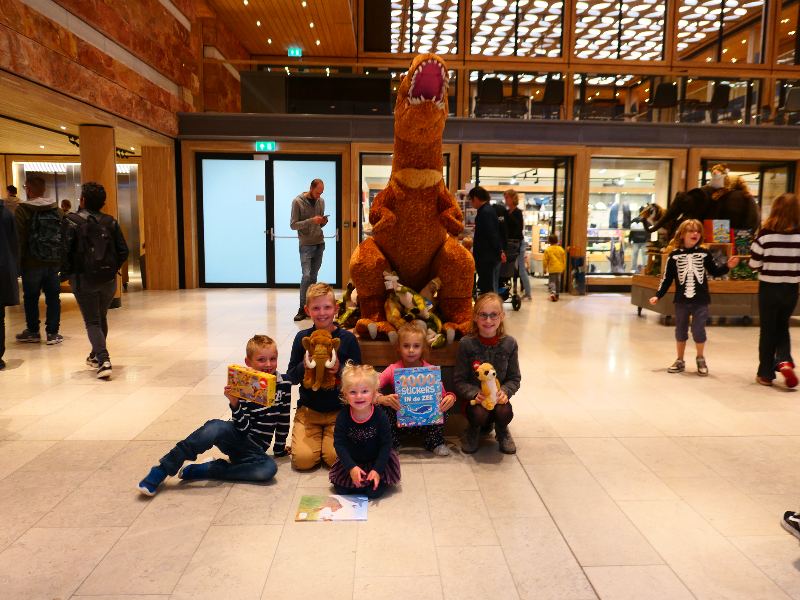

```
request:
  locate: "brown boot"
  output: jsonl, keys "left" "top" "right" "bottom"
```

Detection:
{"left": 461, "top": 425, "right": 480, "bottom": 454}
{"left": 495, "top": 426, "right": 516, "bottom": 454}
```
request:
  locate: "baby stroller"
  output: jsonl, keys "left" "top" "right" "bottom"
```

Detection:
{"left": 497, "top": 239, "right": 522, "bottom": 311}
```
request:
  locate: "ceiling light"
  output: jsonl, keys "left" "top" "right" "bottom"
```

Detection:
{"left": 310, "top": 22, "right": 314, "bottom": 27}
{"left": 791, "top": 31, "right": 797, "bottom": 35}
{"left": 302, "top": 1, "right": 306, "bottom": 5}
{"left": 635, "top": 175, "right": 641, "bottom": 181}
{"left": 316, "top": 40, "right": 320, "bottom": 45}
{"left": 257, "top": 20, "right": 261, "bottom": 26}
{"left": 722, "top": 48, "right": 728, "bottom": 53}
{"left": 130, "top": 147, "right": 135, "bottom": 150}
{"left": 60, "top": 126, "right": 66, "bottom": 130}
{"left": 244, "top": 0, "right": 247, "bottom": 4}
{"left": 688, "top": 78, "right": 692, "bottom": 82}
{"left": 510, "top": 178, "right": 517, "bottom": 185}
{"left": 268, "top": 38, "right": 272, "bottom": 43}
{"left": 741, "top": 39, "right": 746, "bottom": 43}
{"left": 366, "top": 71, "right": 369, "bottom": 74}
{"left": 40, "top": 145, "right": 45, "bottom": 148}
{"left": 731, "top": 58, "right": 737, "bottom": 62}
{"left": 599, "top": 169, "right": 607, "bottom": 174}
{"left": 619, "top": 178, "right": 625, "bottom": 185}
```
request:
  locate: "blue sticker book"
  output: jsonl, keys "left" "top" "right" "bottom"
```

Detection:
{"left": 394, "top": 366, "right": 444, "bottom": 428}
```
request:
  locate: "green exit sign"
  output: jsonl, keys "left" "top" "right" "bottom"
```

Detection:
{"left": 255, "top": 141, "right": 276, "bottom": 152}
{"left": 288, "top": 48, "right": 302, "bottom": 57}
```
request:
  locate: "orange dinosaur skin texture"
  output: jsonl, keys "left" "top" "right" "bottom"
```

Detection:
{"left": 349, "top": 54, "right": 475, "bottom": 338}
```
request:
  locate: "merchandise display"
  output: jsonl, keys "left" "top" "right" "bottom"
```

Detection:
{"left": 349, "top": 53, "right": 475, "bottom": 340}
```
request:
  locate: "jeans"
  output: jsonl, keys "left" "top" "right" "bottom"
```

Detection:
{"left": 70, "top": 275, "right": 116, "bottom": 364}
{"left": 492, "top": 263, "right": 501, "bottom": 292}
{"left": 516, "top": 248, "right": 531, "bottom": 296}
{"left": 21, "top": 266, "right": 61, "bottom": 335}
{"left": 631, "top": 242, "right": 647, "bottom": 273}
{"left": 758, "top": 282, "right": 799, "bottom": 380}
{"left": 159, "top": 419, "right": 277, "bottom": 482}
{"left": 548, "top": 272, "right": 562, "bottom": 296}
{"left": 674, "top": 303, "right": 709, "bottom": 343}
{"left": 476, "top": 261, "right": 497, "bottom": 297}
{"left": 299, "top": 243, "right": 325, "bottom": 308}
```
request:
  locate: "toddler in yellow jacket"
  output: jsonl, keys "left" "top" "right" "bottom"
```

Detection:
{"left": 543, "top": 234, "right": 567, "bottom": 301}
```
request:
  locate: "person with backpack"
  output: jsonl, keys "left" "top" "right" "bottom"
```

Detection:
{"left": 61, "top": 182, "right": 128, "bottom": 379}
{"left": 15, "top": 176, "right": 64, "bottom": 345}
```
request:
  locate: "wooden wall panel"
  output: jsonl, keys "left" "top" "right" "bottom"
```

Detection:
{"left": 142, "top": 146, "right": 180, "bottom": 290}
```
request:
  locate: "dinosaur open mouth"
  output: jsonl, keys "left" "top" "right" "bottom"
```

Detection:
{"left": 408, "top": 58, "right": 448, "bottom": 110}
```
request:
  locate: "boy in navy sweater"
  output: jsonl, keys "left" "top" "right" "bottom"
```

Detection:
{"left": 138, "top": 335, "right": 291, "bottom": 496}
{"left": 288, "top": 282, "right": 361, "bottom": 470}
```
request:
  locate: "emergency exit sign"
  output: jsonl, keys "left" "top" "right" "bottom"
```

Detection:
{"left": 288, "top": 48, "right": 302, "bottom": 57}
{"left": 256, "top": 141, "right": 276, "bottom": 152}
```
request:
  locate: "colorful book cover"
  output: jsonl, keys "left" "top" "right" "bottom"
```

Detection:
{"left": 295, "top": 495, "right": 368, "bottom": 521}
{"left": 732, "top": 228, "right": 754, "bottom": 255}
{"left": 394, "top": 366, "right": 444, "bottom": 428}
{"left": 703, "top": 219, "right": 730, "bottom": 243}
{"left": 226, "top": 365, "right": 276, "bottom": 407}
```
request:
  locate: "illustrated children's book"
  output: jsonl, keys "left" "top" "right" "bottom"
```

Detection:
{"left": 703, "top": 219, "right": 731, "bottom": 243}
{"left": 393, "top": 366, "right": 444, "bottom": 427}
{"left": 296, "top": 495, "right": 369, "bottom": 521}
{"left": 732, "top": 228, "right": 755, "bottom": 256}
{"left": 227, "top": 365, "right": 276, "bottom": 407}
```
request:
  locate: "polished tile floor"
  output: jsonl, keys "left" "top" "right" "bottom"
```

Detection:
{"left": 2, "top": 281, "right": 800, "bottom": 599}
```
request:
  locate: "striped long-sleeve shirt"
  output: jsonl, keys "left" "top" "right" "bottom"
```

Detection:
{"left": 750, "top": 228, "right": 800, "bottom": 283}
{"left": 230, "top": 373, "right": 292, "bottom": 453}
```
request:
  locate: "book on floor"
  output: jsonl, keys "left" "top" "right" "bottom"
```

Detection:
{"left": 295, "top": 494, "right": 369, "bottom": 521}
{"left": 394, "top": 365, "right": 444, "bottom": 427}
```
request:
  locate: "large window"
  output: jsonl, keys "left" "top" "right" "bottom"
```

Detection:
{"left": 586, "top": 158, "right": 671, "bottom": 275}
{"left": 574, "top": 0, "right": 666, "bottom": 60}
{"left": 698, "top": 160, "right": 795, "bottom": 219}
{"left": 573, "top": 74, "right": 669, "bottom": 121}
{"left": 677, "top": 0, "right": 765, "bottom": 63}
{"left": 470, "top": 71, "right": 565, "bottom": 118}
{"left": 680, "top": 76, "right": 762, "bottom": 124}
{"left": 392, "top": 0, "right": 459, "bottom": 54}
{"left": 471, "top": 0, "right": 563, "bottom": 57}
{"left": 777, "top": 0, "right": 800, "bottom": 65}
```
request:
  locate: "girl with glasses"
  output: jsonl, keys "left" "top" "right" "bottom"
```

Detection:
{"left": 454, "top": 293, "right": 521, "bottom": 454}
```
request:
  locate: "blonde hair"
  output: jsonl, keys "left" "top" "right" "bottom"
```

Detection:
{"left": 339, "top": 360, "right": 380, "bottom": 404}
{"left": 763, "top": 193, "right": 800, "bottom": 233}
{"left": 246, "top": 334, "right": 276, "bottom": 359}
{"left": 395, "top": 322, "right": 431, "bottom": 362}
{"left": 305, "top": 282, "right": 335, "bottom": 306}
{"left": 468, "top": 292, "right": 506, "bottom": 338}
{"left": 504, "top": 189, "right": 519, "bottom": 206}
{"left": 669, "top": 219, "right": 704, "bottom": 249}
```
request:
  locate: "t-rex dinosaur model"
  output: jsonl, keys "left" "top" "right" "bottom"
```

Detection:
{"left": 349, "top": 54, "right": 475, "bottom": 339}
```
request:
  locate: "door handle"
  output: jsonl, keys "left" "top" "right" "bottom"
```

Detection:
{"left": 324, "top": 228, "right": 340, "bottom": 242}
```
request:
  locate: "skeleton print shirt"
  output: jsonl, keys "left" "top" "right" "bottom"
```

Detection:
{"left": 656, "top": 247, "right": 729, "bottom": 304}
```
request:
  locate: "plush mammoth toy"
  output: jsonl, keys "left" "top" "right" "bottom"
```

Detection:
{"left": 302, "top": 330, "right": 340, "bottom": 391}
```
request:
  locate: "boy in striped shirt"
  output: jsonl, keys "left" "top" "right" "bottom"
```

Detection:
{"left": 138, "top": 335, "right": 292, "bottom": 496}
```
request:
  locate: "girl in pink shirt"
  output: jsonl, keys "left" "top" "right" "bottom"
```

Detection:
{"left": 374, "top": 323, "right": 456, "bottom": 456}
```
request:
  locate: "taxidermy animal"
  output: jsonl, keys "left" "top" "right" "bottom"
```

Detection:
{"left": 349, "top": 53, "right": 475, "bottom": 340}
{"left": 302, "top": 330, "right": 340, "bottom": 391}
{"left": 470, "top": 363, "right": 499, "bottom": 411}
{"left": 646, "top": 186, "right": 759, "bottom": 235}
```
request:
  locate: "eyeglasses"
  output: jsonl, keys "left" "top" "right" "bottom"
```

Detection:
{"left": 477, "top": 312, "right": 502, "bottom": 321}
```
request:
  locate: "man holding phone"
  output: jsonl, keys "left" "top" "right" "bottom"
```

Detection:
{"left": 290, "top": 178, "right": 328, "bottom": 321}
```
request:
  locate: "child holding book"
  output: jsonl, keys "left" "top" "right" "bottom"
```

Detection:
{"left": 329, "top": 361, "right": 400, "bottom": 499}
{"left": 454, "top": 292, "right": 521, "bottom": 455}
{"left": 374, "top": 322, "right": 456, "bottom": 456}
{"left": 650, "top": 219, "right": 738, "bottom": 376}
{"left": 287, "top": 282, "right": 362, "bottom": 470}
{"left": 137, "top": 335, "right": 291, "bottom": 496}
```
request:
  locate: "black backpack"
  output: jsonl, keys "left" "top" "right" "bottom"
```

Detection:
{"left": 28, "top": 208, "right": 62, "bottom": 262}
{"left": 66, "top": 213, "right": 119, "bottom": 283}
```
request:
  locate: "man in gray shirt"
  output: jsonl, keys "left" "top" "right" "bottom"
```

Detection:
{"left": 290, "top": 178, "right": 328, "bottom": 321}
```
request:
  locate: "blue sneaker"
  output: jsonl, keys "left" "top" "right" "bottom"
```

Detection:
{"left": 138, "top": 465, "right": 167, "bottom": 496}
{"left": 178, "top": 457, "right": 215, "bottom": 480}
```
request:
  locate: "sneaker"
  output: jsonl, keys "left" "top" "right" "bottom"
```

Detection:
{"left": 782, "top": 511, "right": 800, "bottom": 540}
{"left": 550, "top": 293, "right": 557, "bottom": 302}
{"left": 696, "top": 357, "right": 708, "bottom": 376}
{"left": 16, "top": 329, "right": 41, "bottom": 343}
{"left": 461, "top": 425, "right": 480, "bottom": 454}
{"left": 779, "top": 362, "right": 799, "bottom": 388}
{"left": 756, "top": 376, "right": 774, "bottom": 386}
{"left": 97, "top": 361, "right": 112, "bottom": 379}
{"left": 46, "top": 333, "right": 64, "bottom": 345}
{"left": 178, "top": 457, "right": 215, "bottom": 480}
{"left": 432, "top": 443, "right": 450, "bottom": 456}
{"left": 522, "top": 295, "right": 532, "bottom": 301}
{"left": 138, "top": 465, "right": 167, "bottom": 496}
{"left": 668, "top": 359, "right": 685, "bottom": 373}
{"left": 86, "top": 355, "right": 99, "bottom": 368}
{"left": 293, "top": 308, "right": 307, "bottom": 322}
{"left": 496, "top": 426, "right": 516, "bottom": 454}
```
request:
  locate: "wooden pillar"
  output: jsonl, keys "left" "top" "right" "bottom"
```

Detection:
{"left": 141, "top": 146, "right": 180, "bottom": 290}
{"left": 79, "top": 124, "right": 122, "bottom": 306}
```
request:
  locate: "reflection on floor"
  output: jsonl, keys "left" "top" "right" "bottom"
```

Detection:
{"left": 1, "top": 282, "right": 800, "bottom": 600}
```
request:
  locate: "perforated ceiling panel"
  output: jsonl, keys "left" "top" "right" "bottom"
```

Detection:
{"left": 391, "top": 0, "right": 460, "bottom": 54}
{"left": 471, "top": 0, "right": 563, "bottom": 56}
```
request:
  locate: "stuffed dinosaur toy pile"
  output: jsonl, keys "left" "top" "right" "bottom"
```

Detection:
{"left": 349, "top": 53, "right": 475, "bottom": 342}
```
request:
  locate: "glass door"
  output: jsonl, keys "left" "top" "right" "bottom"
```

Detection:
{"left": 198, "top": 155, "right": 268, "bottom": 285}
{"left": 268, "top": 155, "right": 342, "bottom": 288}
{"left": 552, "top": 159, "right": 570, "bottom": 244}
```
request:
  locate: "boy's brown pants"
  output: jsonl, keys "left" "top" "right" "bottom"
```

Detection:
{"left": 291, "top": 405, "right": 339, "bottom": 470}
